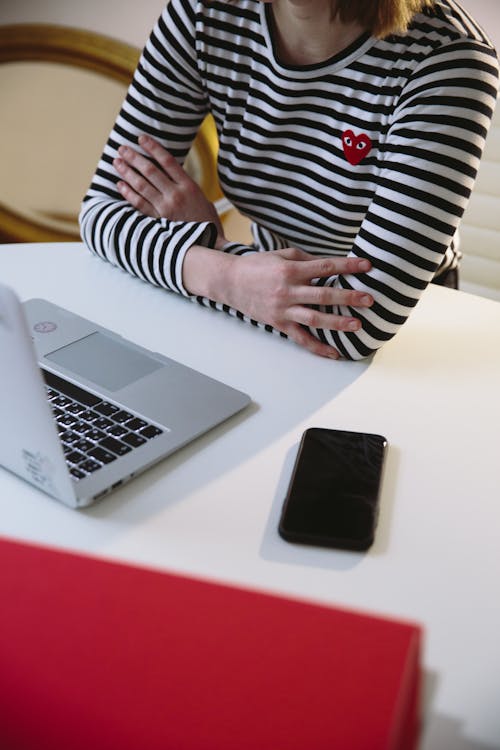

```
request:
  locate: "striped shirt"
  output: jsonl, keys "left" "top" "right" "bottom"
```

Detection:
{"left": 80, "top": 0, "right": 499, "bottom": 359}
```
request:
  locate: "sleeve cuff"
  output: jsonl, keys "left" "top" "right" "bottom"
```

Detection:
{"left": 173, "top": 220, "right": 219, "bottom": 297}
{"left": 220, "top": 240, "right": 256, "bottom": 255}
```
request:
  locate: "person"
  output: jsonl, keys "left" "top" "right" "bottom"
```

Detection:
{"left": 80, "top": 0, "right": 499, "bottom": 360}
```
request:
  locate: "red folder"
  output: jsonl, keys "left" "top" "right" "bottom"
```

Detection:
{"left": 0, "top": 537, "right": 421, "bottom": 750}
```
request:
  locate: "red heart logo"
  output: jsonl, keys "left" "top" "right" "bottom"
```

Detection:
{"left": 342, "top": 130, "right": 372, "bottom": 165}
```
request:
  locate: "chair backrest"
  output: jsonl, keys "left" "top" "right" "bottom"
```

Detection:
{"left": 459, "top": 102, "right": 500, "bottom": 300}
{"left": 0, "top": 24, "right": 221, "bottom": 244}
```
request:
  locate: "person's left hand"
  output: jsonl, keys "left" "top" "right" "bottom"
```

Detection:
{"left": 113, "top": 135, "right": 224, "bottom": 236}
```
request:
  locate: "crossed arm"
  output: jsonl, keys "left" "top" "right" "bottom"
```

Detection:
{"left": 113, "top": 135, "right": 374, "bottom": 360}
{"left": 81, "top": 1, "right": 498, "bottom": 361}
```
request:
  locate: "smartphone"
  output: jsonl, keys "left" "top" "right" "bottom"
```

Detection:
{"left": 278, "top": 428, "right": 388, "bottom": 551}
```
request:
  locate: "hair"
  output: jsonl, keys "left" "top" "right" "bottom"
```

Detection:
{"left": 336, "top": 0, "right": 435, "bottom": 38}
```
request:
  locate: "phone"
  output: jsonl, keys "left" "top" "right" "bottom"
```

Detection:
{"left": 279, "top": 428, "right": 388, "bottom": 551}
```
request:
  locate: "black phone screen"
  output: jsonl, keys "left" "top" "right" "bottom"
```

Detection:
{"left": 278, "top": 428, "right": 387, "bottom": 551}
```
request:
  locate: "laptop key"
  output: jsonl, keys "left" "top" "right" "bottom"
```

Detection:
{"left": 112, "top": 410, "right": 134, "bottom": 424}
{"left": 99, "top": 436, "right": 132, "bottom": 456}
{"left": 88, "top": 447, "right": 117, "bottom": 464}
{"left": 72, "top": 421, "right": 91, "bottom": 434}
{"left": 125, "top": 417, "right": 147, "bottom": 431}
{"left": 94, "top": 402, "right": 121, "bottom": 417}
{"left": 70, "top": 467, "right": 86, "bottom": 480}
{"left": 72, "top": 438, "right": 94, "bottom": 453}
{"left": 66, "top": 431, "right": 81, "bottom": 444}
{"left": 41, "top": 369, "right": 102, "bottom": 407}
{"left": 139, "top": 425, "right": 163, "bottom": 439}
{"left": 108, "top": 424, "right": 128, "bottom": 437}
{"left": 122, "top": 432, "right": 147, "bottom": 448}
{"left": 66, "top": 450, "right": 85, "bottom": 465}
{"left": 57, "top": 413, "right": 79, "bottom": 427}
{"left": 52, "top": 395, "right": 72, "bottom": 408}
{"left": 79, "top": 459, "right": 101, "bottom": 474}
{"left": 84, "top": 427, "right": 106, "bottom": 442}
{"left": 66, "top": 402, "right": 87, "bottom": 415}
{"left": 93, "top": 417, "right": 114, "bottom": 430}
{"left": 79, "top": 410, "right": 100, "bottom": 422}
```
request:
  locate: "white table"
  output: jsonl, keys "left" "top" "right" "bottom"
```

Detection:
{"left": 1, "top": 242, "right": 500, "bottom": 750}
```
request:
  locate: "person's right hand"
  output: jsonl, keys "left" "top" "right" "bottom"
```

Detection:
{"left": 114, "top": 135, "right": 225, "bottom": 237}
{"left": 184, "top": 246, "right": 373, "bottom": 359}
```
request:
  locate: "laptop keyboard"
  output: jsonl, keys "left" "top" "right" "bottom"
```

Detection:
{"left": 42, "top": 369, "right": 164, "bottom": 481}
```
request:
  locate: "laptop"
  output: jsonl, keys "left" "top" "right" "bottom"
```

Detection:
{"left": 0, "top": 283, "right": 250, "bottom": 509}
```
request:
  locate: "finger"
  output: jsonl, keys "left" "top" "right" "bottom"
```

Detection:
{"left": 116, "top": 181, "right": 159, "bottom": 218}
{"left": 294, "top": 256, "right": 372, "bottom": 281}
{"left": 115, "top": 146, "right": 172, "bottom": 194}
{"left": 275, "top": 247, "right": 315, "bottom": 262}
{"left": 286, "top": 305, "right": 362, "bottom": 332}
{"left": 290, "top": 286, "right": 374, "bottom": 309}
{"left": 114, "top": 156, "right": 166, "bottom": 205}
{"left": 138, "top": 135, "right": 191, "bottom": 186}
{"left": 283, "top": 322, "right": 341, "bottom": 359}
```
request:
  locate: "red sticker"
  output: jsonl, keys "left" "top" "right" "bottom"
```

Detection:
{"left": 342, "top": 130, "right": 372, "bottom": 165}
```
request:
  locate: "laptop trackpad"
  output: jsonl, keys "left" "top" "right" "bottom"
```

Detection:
{"left": 45, "top": 331, "right": 163, "bottom": 392}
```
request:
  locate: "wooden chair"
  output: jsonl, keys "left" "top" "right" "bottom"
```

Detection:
{"left": 0, "top": 23, "right": 222, "bottom": 244}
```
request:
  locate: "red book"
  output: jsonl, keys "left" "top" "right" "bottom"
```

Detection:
{"left": 0, "top": 537, "right": 421, "bottom": 750}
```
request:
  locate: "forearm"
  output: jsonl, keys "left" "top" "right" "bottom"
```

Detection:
{"left": 79, "top": 0, "right": 218, "bottom": 291}
{"left": 79, "top": 196, "right": 218, "bottom": 295}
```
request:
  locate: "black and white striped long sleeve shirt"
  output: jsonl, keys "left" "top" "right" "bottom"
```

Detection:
{"left": 80, "top": 0, "right": 499, "bottom": 359}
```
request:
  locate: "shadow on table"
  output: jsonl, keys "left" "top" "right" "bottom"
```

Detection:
{"left": 421, "top": 669, "right": 499, "bottom": 750}
{"left": 421, "top": 714, "right": 500, "bottom": 750}
{"left": 83, "top": 335, "right": 370, "bottom": 524}
{"left": 258, "top": 436, "right": 400, "bottom": 571}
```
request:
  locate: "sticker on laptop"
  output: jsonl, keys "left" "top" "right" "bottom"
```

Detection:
{"left": 33, "top": 321, "right": 58, "bottom": 333}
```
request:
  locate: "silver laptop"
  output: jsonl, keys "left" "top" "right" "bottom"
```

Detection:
{"left": 0, "top": 283, "right": 250, "bottom": 508}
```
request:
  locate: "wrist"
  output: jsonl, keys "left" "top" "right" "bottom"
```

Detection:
{"left": 214, "top": 233, "right": 229, "bottom": 251}
{"left": 182, "top": 245, "right": 237, "bottom": 302}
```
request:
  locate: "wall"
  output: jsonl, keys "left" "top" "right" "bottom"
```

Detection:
{"left": 0, "top": 0, "right": 165, "bottom": 48}
{"left": 0, "top": 0, "right": 498, "bottom": 50}
{"left": 463, "top": 0, "right": 500, "bottom": 48}
{"left": 1, "top": 1, "right": 499, "bottom": 266}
